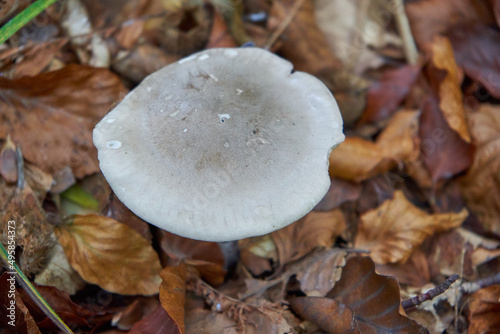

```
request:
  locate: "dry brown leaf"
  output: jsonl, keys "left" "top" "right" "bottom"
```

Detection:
{"left": 468, "top": 285, "right": 500, "bottom": 334}
{"left": 55, "top": 214, "right": 162, "bottom": 295}
{"left": 296, "top": 248, "right": 346, "bottom": 297}
{"left": 355, "top": 191, "right": 468, "bottom": 264}
{"left": 289, "top": 296, "right": 359, "bottom": 334}
{"left": 158, "top": 230, "right": 225, "bottom": 286}
{"left": 326, "top": 256, "right": 427, "bottom": 333}
{"left": 159, "top": 263, "right": 187, "bottom": 334}
{"left": 272, "top": 209, "right": 346, "bottom": 266}
{"left": 460, "top": 104, "right": 500, "bottom": 236}
{"left": 129, "top": 304, "right": 180, "bottom": 334}
{"left": 0, "top": 65, "right": 127, "bottom": 178}
{"left": 331, "top": 111, "right": 418, "bottom": 182}
{"left": 329, "top": 137, "right": 395, "bottom": 182}
{"left": 429, "top": 36, "right": 470, "bottom": 142}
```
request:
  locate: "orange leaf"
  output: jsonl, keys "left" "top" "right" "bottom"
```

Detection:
{"left": 468, "top": 285, "right": 500, "bottom": 334}
{"left": 429, "top": 36, "right": 470, "bottom": 142}
{"left": 159, "top": 263, "right": 187, "bottom": 334}
{"left": 355, "top": 191, "right": 468, "bottom": 264}
{"left": 460, "top": 104, "right": 500, "bottom": 236}
{"left": 272, "top": 209, "right": 346, "bottom": 266}
{"left": 55, "top": 215, "right": 162, "bottom": 295}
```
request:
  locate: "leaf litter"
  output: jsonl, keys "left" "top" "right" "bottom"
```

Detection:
{"left": 1, "top": 0, "right": 500, "bottom": 333}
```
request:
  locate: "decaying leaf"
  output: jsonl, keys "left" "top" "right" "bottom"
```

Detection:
{"left": 355, "top": 191, "right": 468, "bottom": 264}
{"left": 55, "top": 215, "right": 162, "bottom": 295}
{"left": 272, "top": 210, "right": 346, "bottom": 266}
{"left": 468, "top": 285, "right": 500, "bottom": 334}
{"left": 429, "top": 36, "right": 470, "bottom": 142}
{"left": 0, "top": 65, "right": 127, "bottom": 178}
{"left": 159, "top": 263, "right": 187, "bottom": 334}
{"left": 460, "top": 104, "right": 500, "bottom": 236}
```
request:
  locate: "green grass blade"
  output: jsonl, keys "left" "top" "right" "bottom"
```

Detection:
{"left": 0, "top": 0, "right": 60, "bottom": 44}
{"left": 0, "top": 242, "right": 74, "bottom": 333}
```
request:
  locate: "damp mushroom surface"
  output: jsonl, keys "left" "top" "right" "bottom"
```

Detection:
{"left": 93, "top": 47, "right": 344, "bottom": 242}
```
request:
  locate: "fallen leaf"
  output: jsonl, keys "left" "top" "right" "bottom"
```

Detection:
{"left": 272, "top": 210, "right": 346, "bottom": 266}
{"left": 129, "top": 304, "right": 180, "bottom": 334}
{"left": 460, "top": 104, "right": 500, "bottom": 236}
{"left": 34, "top": 242, "right": 87, "bottom": 295}
{"left": 289, "top": 296, "right": 359, "bottom": 334}
{"left": 468, "top": 285, "right": 500, "bottom": 334}
{"left": 327, "top": 256, "right": 428, "bottom": 333}
{"left": 329, "top": 137, "right": 395, "bottom": 182}
{"left": 376, "top": 248, "right": 431, "bottom": 288}
{"left": 206, "top": 11, "right": 238, "bottom": 48}
{"left": 406, "top": 0, "right": 494, "bottom": 50}
{"left": 0, "top": 136, "right": 18, "bottom": 183}
{"left": 429, "top": 36, "right": 470, "bottom": 142}
{"left": 447, "top": 24, "right": 500, "bottom": 99}
{"left": 159, "top": 263, "right": 187, "bottom": 334}
{"left": 355, "top": 190, "right": 468, "bottom": 264}
{"left": 296, "top": 248, "right": 346, "bottom": 297}
{"left": 55, "top": 214, "right": 162, "bottom": 295}
{"left": 418, "top": 92, "right": 474, "bottom": 182}
{"left": 112, "top": 297, "right": 159, "bottom": 330}
{"left": 359, "top": 65, "right": 420, "bottom": 124}
{"left": 159, "top": 230, "right": 225, "bottom": 286}
{"left": 330, "top": 110, "right": 419, "bottom": 182}
{"left": 0, "top": 64, "right": 127, "bottom": 178}
{"left": 314, "top": 178, "right": 362, "bottom": 211}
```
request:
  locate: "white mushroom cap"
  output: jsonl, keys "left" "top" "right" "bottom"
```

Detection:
{"left": 93, "top": 47, "right": 344, "bottom": 241}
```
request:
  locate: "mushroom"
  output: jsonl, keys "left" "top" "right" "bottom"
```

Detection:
{"left": 93, "top": 47, "right": 344, "bottom": 242}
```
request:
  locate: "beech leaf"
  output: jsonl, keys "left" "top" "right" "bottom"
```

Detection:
{"left": 55, "top": 214, "right": 162, "bottom": 295}
{"left": 159, "top": 263, "right": 187, "bottom": 334}
{"left": 355, "top": 191, "right": 468, "bottom": 264}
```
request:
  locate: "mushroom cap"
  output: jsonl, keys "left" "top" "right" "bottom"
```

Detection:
{"left": 93, "top": 47, "right": 344, "bottom": 241}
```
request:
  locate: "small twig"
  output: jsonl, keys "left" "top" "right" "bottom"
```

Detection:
{"left": 461, "top": 272, "right": 500, "bottom": 294}
{"left": 402, "top": 274, "right": 459, "bottom": 310}
{"left": 262, "top": 0, "right": 307, "bottom": 50}
{"left": 390, "top": 0, "right": 419, "bottom": 64}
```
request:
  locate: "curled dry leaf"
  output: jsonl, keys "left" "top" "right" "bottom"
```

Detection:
{"left": 55, "top": 215, "right": 162, "bottom": 295}
{"left": 330, "top": 110, "right": 419, "bottom": 182}
{"left": 468, "top": 285, "right": 500, "bottom": 334}
{"left": 159, "top": 263, "right": 187, "bottom": 334}
{"left": 429, "top": 36, "right": 470, "bottom": 142}
{"left": 271, "top": 209, "right": 346, "bottom": 266}
{"left": 0, "top": 65, "right": 127, "bottom": 178}
{"left": 355, "top": 191, "right": 468, "bottom": 264}
{"left": 460, "top": 104, "right": 500, "bottom": 236}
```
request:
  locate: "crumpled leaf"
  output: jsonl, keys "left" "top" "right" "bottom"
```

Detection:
{"left": 271, "top": 209, "right": 346, "bottom": 266}
{"left": 429, "top": 36, "right": 470, "bottom": 142}
{"left": 468, "top": 285, "right": 500, "bottom": 334}
{"left": 159, "top": 263, "right": 187, "bottom": 334}
{"left": 0, "top": 64, "right": 127, "bottom": 178}
{"left": 355, "top": 191, "right": 468, "bottom": 264}
{"left": 330, "top": 110, "right": 419, "bottom": 182}
{"left": 289, "top": 296, "right": 359, "bottom": 334}
{"left": 447, "top": 24, "right": 500, "bottom": 99}
{"left": 460, "top": 104, "right": 500, "bottom": 236}
{"left": 129, "top": 304, "right": 180, "bottom": 334}
{"left": 55, "top": 214, "right": 162, "bottom": 295}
